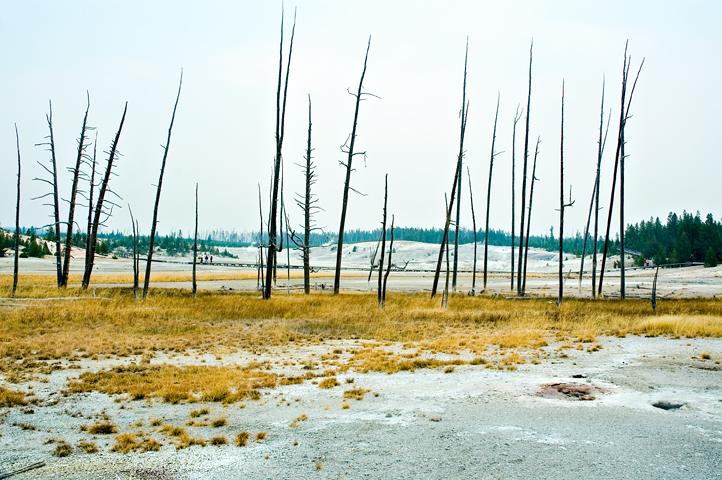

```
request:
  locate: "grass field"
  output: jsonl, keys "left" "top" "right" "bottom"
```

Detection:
{"left": 2, "top": 282, "right": 721, "bottom": 364}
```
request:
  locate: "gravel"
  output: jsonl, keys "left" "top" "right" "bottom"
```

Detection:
{"left": 1, "top": 336, "right": 722, "bottom": 479}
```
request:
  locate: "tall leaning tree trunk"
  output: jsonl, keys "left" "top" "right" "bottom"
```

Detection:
{"left": 599, "top": 43, "right": 646, "bottom": 296}
{"left": 483, "top": 93, "right": 500, "bottom": 292}
{"left": 143, "top": 71, "right": 183, "bottom": 299}
{"left": 382, "top": 214, "right": 394, "bottom": 307}
{"left": 61, "top": 93, "right": 90, "bottom": 287}
{"left": 266, "top": 9, "right": 296, "bottom": 299}
{"left": 12, "top": 124, "right": 21, "bottom": 297}
{"left": 82, "top": 103, "right": 128, "bottom": 289}
{"left": 443, "top": 195, "right": 451, "bottom": 308}
{"left": 83, "top": 134, "right": 97, "bottom": 287}
{"left": 517, "top": 40, "right": 533, "bottom": 296}
{"left": 585, "top": 82, "right": 610, "bottom": 297}
{"left": 431, "top": 39, "right": 468, "bottom": 298}
{"left": 129, "top": 204, "right": 139, "bottom": 301}
{"left": 592, "top": 82, "right": 610, "bottom": 299}
{"left": 193, "top": 184, "right": 198, "bottom": 298}
{"left": 334, "top": 36, "right": 372, "bottom": 295}
{"left": 522, "top": 136, "right": 541, "bottom": 295}
{"left": 452, "top": 144, "right": 462, "bottom": 292}
{"left": 600, "top": 44, "right": 630, "bottom": 295}
{"left": 510, "top": 105, "right": 522, "bottom": 290}
{"left": 377, "top": 175, "right": 388, "bottom": 309}
{"left": 467, "top": 167, "right": 477, "bottom": 294}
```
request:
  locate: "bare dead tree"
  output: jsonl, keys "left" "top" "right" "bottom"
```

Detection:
{"left": 431, "top": 39, "right": 468, "bottom": 298}
{"left": 557, "top": 82, "right": 574, "bottom": 306}
{"left": 334, "top": 36, "right": 375, "bottom": 295}
{"left": 83, "top": 134, "right": 98, "bottom": 284}
{"left": 582, "top": 84, "right": 611, "bottom": 296}
{"left": 12, "top": 124, "right": 21, "bottom": 297}
{"left": 522, "top": 136, "right": 541, "bottom": 295}
{"left": 61, "top": 93, "right": 91, "bottom": 287}
{"left": 143, "top": 70, "right": 183, "bottom": 299}
{"left": 129, "top": 204, "right": 139, "bottom": 300}
{"left": 517, "top": 40, "right": 533, "bottom": 296}
{"left": 483, "top": 93, "right": 501, "bottom": 292}
{"left": 192, "top": 184, "right": 198, "bottom": 298}
{"left": 258, "top": 183, "right": 265, "bottom": 291}
{"left": 377, "top": 174, "right": 388, "bottom": 310}
{"left": 367, "top": 236, "right": 381, "bottom": 286}
{"left": 452, "top": 138, "right": 463, "bottom": 291}
{"left": 293, "top": 95, "right": 321, "bottom": 294}
{"left": 382, "top": 214, "right": 395, "bottom": 308}
{"left": 82, "top": 103, "right": 128, "bottom": 289}
{"left": 443, "top": 195, "right": 451, "bottom": 309}
{"left": 265, "top": 8, "right": 297, "bottom": 300}
{"left": 510, "top": 105, "right": 522, "bottom": 290}
{"left": 651, "top": 266, "right": 659, "bottom": 312}
{"left": 599, "top": 44, "right": 644, "bottom": 297}
{"left": 592, "top": 85, "right": 608, "bottom": 298}
{"left": 32, "top": 100, "right": 62, "bottom": 286}
{"left": 467, "top": 166, "right": 477, "bottom": 294}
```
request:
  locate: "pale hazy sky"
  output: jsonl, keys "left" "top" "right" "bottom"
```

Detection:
{"left": 1, "top": 1, "right": 721, "bottom": 239}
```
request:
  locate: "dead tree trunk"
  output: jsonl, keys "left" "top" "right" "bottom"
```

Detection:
{"left": 82, "top": 103, "right": 128, "bottom": 289}
{"left": 192, "top": 184, "right": 198, "bottom": 298}
{"left": 382, "top": 214, "right": 394, "bottom": 307}
{"left": 431, "top": 39, "right": 468, "bottom": 298}
{"left": 334, "top": 36, "right": 373, "bottom": 295}
{"left": 266, "top": 9, "right": 297, "bottom": 300}
{"left": 599, "top": 46, "right": 629, "bottom": 297}
{"left": 143, "top": 70, "right": 183, "bottom": 299}
{"left": 557, "top": 82, "right": 574, "bottom": 306}
{"left": 467, "top": 166, "right": 477, "bottom": 294}
{"left": 12, "top": 124, "right": 21, "bottom": 297}
{"left": 258, "top": 184, "right": 265, "bottom": 291}
{"left": 599, "top": 45, "right": 643, "bottom": 297}
{"left": 483, "top": 93, "right": 501, "bottom": 292}
{"left": 443, "top": 196, "right": 451, "bottom": 309}
{"left": 61, "top": 93, "right": 90, "bottom": 287}
{"left": 452, "top": 150, "right": 462, "bottom": 292}
{"left": 592, "top": 81, "right": 608, "bottom": 298}
{"left": 591, "top": 81, "right": 609, "bottom": 297}
{"left": 129, "top": 204, "right": 139, "bottom": 300}
{"left": 368, "top": 237, "right": 381, "bottom": 286}
{"left": 296, "top": 95, "right": 318, "bottom": 295}
{"left": 510, "top": 105, "right": 522, "bottom": 291}
{"left": 377, "top": 174, "right": 388, "bottom": 310}
{"left": 651, "top": 266, "right": 659, "bottom": 312}
{"left": 83, "top": 134, "right": 98, "bottom": 288}
{"left": 583, "top": 88, "right": 611, "bottom": 297}
{"left": 33, "top": 101, "right": 62, "bottom": 287}
{"left": 522, "top": 136, "right": 541, "bottom": 295}
{"left": 517, "top": 40, "right": 533, "bottom": 296}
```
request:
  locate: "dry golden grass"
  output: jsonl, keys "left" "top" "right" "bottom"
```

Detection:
{"left": 0, "top": 386, "right": 27, "bottom": 407}
{"left": 78, "top": 440, "right": 99, "bottom": 454}
{"left": 66, "top": 364, "right": 276, "bottom": 403}
{"left": 235, "top": 431, "right": 250, "bottom": 447}
{"left": 1, "top": 288, "right": 721, "bottom": 376}
{"left": 343, "top": 388, "right": 370, "bottom": 400}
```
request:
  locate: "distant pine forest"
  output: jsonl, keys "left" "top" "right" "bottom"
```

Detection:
{"left": 1, "top": 210, "right": 720, "bottom": 267}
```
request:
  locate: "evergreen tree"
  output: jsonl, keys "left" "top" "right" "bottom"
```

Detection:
{"left": 675, "top": 232, "right": 692, "bottom": 263}
{"left": 705, "top": 246, "right": 718, "bottom": 267}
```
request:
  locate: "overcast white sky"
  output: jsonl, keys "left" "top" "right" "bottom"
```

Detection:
{"left": 1, "top": 1, "right": 721, "bottom": 240}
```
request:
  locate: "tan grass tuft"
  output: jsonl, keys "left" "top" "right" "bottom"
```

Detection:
{"left": 235, "top": 431, "right": 250, "bottom": 447}
{"left": 318, "top": 377, "right": 340, "bottom": 389}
